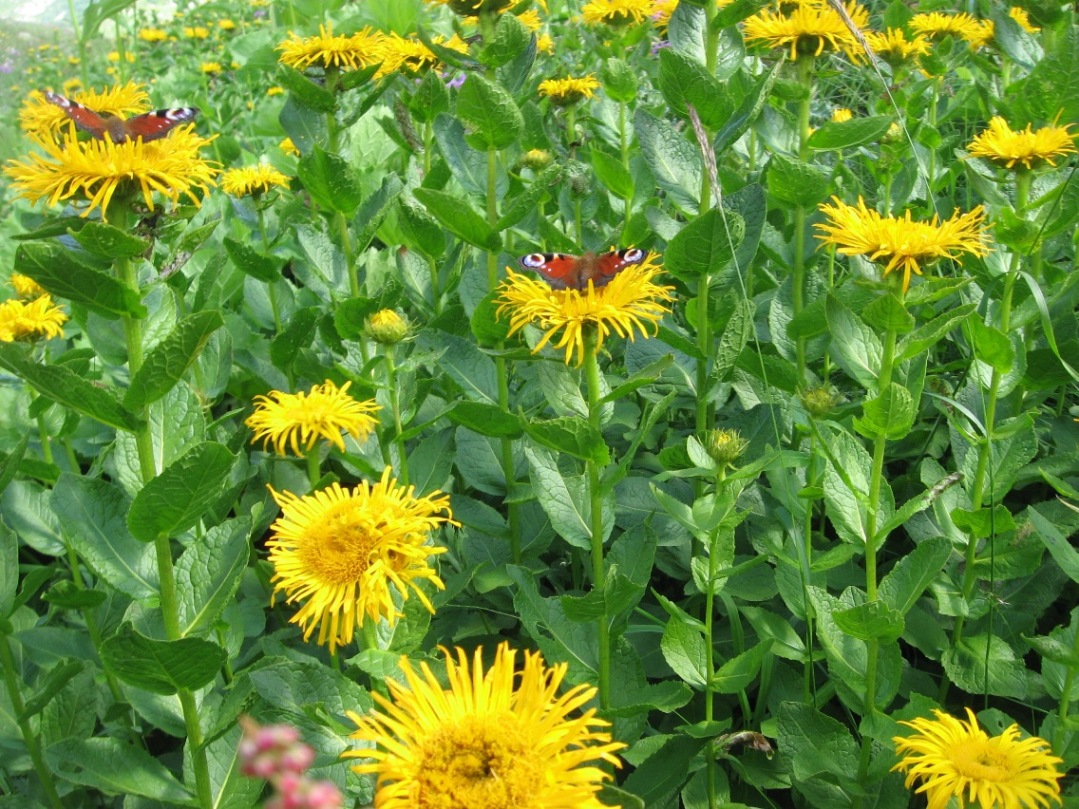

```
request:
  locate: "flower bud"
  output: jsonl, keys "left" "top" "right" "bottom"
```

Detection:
{"left": 703, "top": 429, "right": 748, "bottom": 467}
{"left": 366, "top": 309, "right": 409, "bottom": 344}
{"left": 800, "top": 386, "right": 842, "bottom": 419}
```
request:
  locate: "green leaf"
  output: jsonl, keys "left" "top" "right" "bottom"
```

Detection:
{"left": 496, "top": 164, "right": 562, "bottom": 230}
{"left": 0, "top": 435, "right": 28, "bottom": 499}
{"left": 776, "top": 702, "right": 860, "bottom": 807}
{"left": 524, "top": 444, "right": 596, "bottom": 550}
{"left": 713, "top": 60, "right": 784, "bottom": 155}
{"left": 952, "top": 505, "right": 1016, "bottom": 539}
{"left": 127, "top": 442, "right": 236, "bottom": 542}
{"left": 277, "top": 65, "right": 337, "bottom": 112}
{"left": 860, "top": 293, "right": 914, "bottom": 334}
{"left": 18, "top": 660, "right": 84, "bottom": 721}
{"left": 176, "top": 518, "right": 251, "bottom": 637}
{"left": 661, "top": 618, "right": 708, "bottom": 688}
{"left": 715, "top": 298, "right": 754, "bottom": 381}
{"left": 446, "top": 402, "right": 523, "bottom": 438}
{"left": 590, "top": 147, "right": 634, "bottom": 199}
{"left": 522, "top": 416, "right": 609, "bottom": 465}
{"left": 479, "top": 12, "right": 529, "bottom": 68}
{"left": 0, "top": 345, "right": 142, "bottom": 432}
{"left": 665, "top": 208, "right": 745, "bottom": 283}
{"left": 807, "top": 116, "right": 894, "bottom": 150}
{"left": 1025, "top": 634, "right": 1079, "bottom": 667}
{"left": 270, "top": 306, "right": 319, "bottom": 371}
{"left": 416, "top": 330, "right": 499, "bottom": 404}
{"left": 1029, "top": 506, "right": 1079, "bottom": 584}
{"left": 14, "top": 243, "right": 146, "bottom": 319}
{"left": 52, "top": 474, "right": 158, "bottom": 600}
{"left": 279, "top": 94, "right": 327, "bottom": 153}
{"left": 354, "top": 174, "right": 405, "bottom": 255}
{"left": 72, "top": 222, "right": 149, "bottom": 259}
{"left": 635, "top": 109, "right": 701, "bottom": 213}
{"left": 896, "top": 303, "right": 975, "bottom": 362}
{"left": 223, "top": 237, "right": 282, "bottom": 282}
{"left": 767, "top": 154, "right": 831, "bottom": 208}
{"left": 941, "top": 634, "right": 1028, "bottom": 698}
{"left": 834, "top": 601, "right": 905, "bottom": 643}
{"left": 857, "top": 383, "right": 916, "bottom": 440}
{"left": 414, "top": 188, "right": 501, "bottom": 251}
{"left": 878, "top": 537, "right": 951, "bottom": 615}
{"left": 100, "top": 622, "right": 227, "bottom": 695}
{"left": 622, "top": 736, "right": 705, "bottom": 808}
{"left": 0, "top": 522, "right": 17, "bottom": 618}
{"left": 408, "top": 68, "right": 450, "bottom": 123}
{"left": 47, "top": 737, "right": 190, "bottom": 801}
{"left": 968, "top": 318, "right": 1014, "bottom": 373}
{"left": 825, "top": 296, "right": 882, "bottom": 390}
{"left": 81, "top": 0, "right": 138, "bottom": 40}
{"left": 601, "top": 57, "right": 638, "bottom": 102}
{"left": 456, "top": 73, "right": 523, "bottom": 150}
{"left": 298, "top": 147, "right": 363, "bottom": 215}
{"left": 711, "top": 640, "right": 773, "bottom": 693}
{"left": 432, "top": 114, "right": 488, "bottom": 195}
{"left": 658, "top": 48, "right": 728, "bottom": 128}
{"left": 399, "top": 196, "right": 446, "bottom": 258}
{"left": 124, "top": 311, "right": 224, "bottom": 411}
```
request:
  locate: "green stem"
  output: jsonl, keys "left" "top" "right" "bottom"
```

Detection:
{"left": 704, "top": 465, "right": 726, "bottom": 809}
{"left": 66, "top": 0, "right": 89, "bottom": 88}
{"left": 1056, "top": 621, "right": 1079, "bottom": 751}
{"left": 256, "top": 204, "right": 281, "bottom": 332}
{"left": 306, "top": 450, "right": 321, "bottom": 489}
{"left": 792, "top": 56, "right": 814, "bottom": 387}
{"left": 926, "top": 78, "right": 941, "bottom": 194}
{"left": 337, "top": 210, "right": 357, "bottom": 298}
{"left": 384, "top": 343, "right": 409, "bottom": 487}
{"left": 583, "top": 326, "right": 611, "bottom": 710}
{"left": 619, "top": 100, "right": 632, "bottom": 239}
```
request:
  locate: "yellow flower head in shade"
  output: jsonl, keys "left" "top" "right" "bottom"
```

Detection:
{"left": 892, "top": 708, "right": 1064, "bottom": 809}
{"left": 743, "top": 0, "right": 871, "bottom": 62}
{"left": 815, "top": 196, "right": 989, "bottom": 294}
{"left": 967, "top": 116, "right": 1077, "bottom": 171}
{"left": 536, "top": 33, "right": 555, "bottom": 53}
{"left": 496, "top": 255, "right": 675, "bottom": 366}
{"left": 266, "top": 470, "right": 454, "bottom": 652}
{"left": 831, "top": 107, "right": 853, "bottom": 123}
{"left": 246, "top": 380, "right": 379, "bottom": 456}
{"left": 19, "top": 82, "right": 150, "bottom": 141}
{"left": 138, "top": 27, "right": 168, "bottom": 42}
{"left": 220, "top": 164, "right": 291, "bottom": 197}
{"left": 1009, "top": 6, "right": 1039, "bottom": 33}
{"left": 909, "top": 12, "right": 986, "bottom": 45}
{"left": 277, "top": 23, "right": 386, "bottom": 72}
{"left": 4, "top": 127, "right": 217, "bottom": 222}
{"left": 538, "top": 75, "right": 601, "bottom": 106}
{"left": 864, "top": 28, "right": 931, "bottom": 65}
{"left": 0, "top": 295, "right": 68, "bottom": 342}
{"left": 9, "top": 274, "right": 46, "bottom": 299}
{"left": 582, "top": 0, "right": 654, "bottom": 26}
{"left": 374, "top": 33, "right": 468, "bottom": 79}
{"left": 344, "top": 643, "right": 625, "bottom": 809}
{"left": 279, "top": 137, "right": 301, "bottom": 157}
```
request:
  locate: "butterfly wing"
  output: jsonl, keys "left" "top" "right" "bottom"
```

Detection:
{"left": 44, "top": 91, "right": 111, "bottom": 139}
{"left": 519, "top": 253, "right": 582, "bottom": 290}
{"left": 122, "top": 107, "right": 200, "bottom": 142}
{"left": 590, "top": 248, "right": 647, "bottom": 287}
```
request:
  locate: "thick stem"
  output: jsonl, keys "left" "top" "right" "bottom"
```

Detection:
{"left": 384, "top": 343, "right": 409, "bottom": 487}
{"left": 583, "top": 327, "right": 611, "bottom": 709}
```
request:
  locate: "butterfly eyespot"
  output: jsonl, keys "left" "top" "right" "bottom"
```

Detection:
{"left": 620, "top": 248, "right": 645, "bottom": 263}
{"left": 520, "top": 254, "right": 548, "bottom": 268}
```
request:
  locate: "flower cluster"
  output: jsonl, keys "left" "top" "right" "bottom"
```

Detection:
{"left": 238, "top": 717, "right": 343, "bottom": 809}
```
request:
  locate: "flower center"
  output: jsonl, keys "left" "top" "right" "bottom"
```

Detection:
{"left": 950, "top": 739, "right": 1013, "bottom": 782}
{"left": 300, "top": 502, "right": 378, "bottom": 585}
{"left": 414, "top": 713, "right": 540, "bottom": 809}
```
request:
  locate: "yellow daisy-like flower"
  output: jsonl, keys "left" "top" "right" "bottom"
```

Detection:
{"left": 966, "top": 19, "right": 995, "bottom": 49}
{"left": 9, "top": 274, "right": 46, "bottom": 299}
{"left": 277, "top": 23, "right": 386, "bottom": 72}
{"left": 266, "top": 469, "right": 453, "bottom": 652}
{"left": 183, "top": 26, "right": 210, "bottom": 39}
{"left": 910, "top": 12, "right": 986, "bottom": 45}
{"left": 20, "top": 82, "right": 150, "bottom": 141}
{"left": 864, "top": 28, "right": 931, "bottom": 64}
{"left": 344, "top": 643, "right": 625, "bottom": 809}
{"left": 538, "top": 75, "right": 601, "bottom": 106}
{"left": 0, "top": 295, "right": 68, "bottom": 342}
{"left": 536, "top": 33, "right": 555, "bottom": 53}
{"left": 517, "top": 8, "right": 543, "bottom": 31}
{"left": 220, "top": 164, "right": 291, "bottom": 197}
{"left": 200, "top": 61, "right": 223, "bottom": 74}
{"left": 1009, "top": 6, "right": 1039, "bottom": 33}
{"left": 246, "top": 380, "right": 379, "bottom": 456}
{"left": 832, "top": 108, "right": 853, "bottom": 123}
{"left": 582, "top": 0, "right": 653, "bottom": 26}
{"left": 497, "top": 255, "right": 674, "bottom": 366}
{"left": 967, "top": 116, "right": 1077, "bottom": 170}
{"left": 279, "top": 137, "right": 301, "bottom": 157}
{"left": 743, "top": 0, "right": 871, "bottom": 62}
{"left": 374, "top": 33, "right": 468, "bottom": 79}
{"left": 4, "top": 127, "right": 217, "bottom": 222}
{"left": 892, "top": 708, "right": 1063, "bottom": 809}
{"left": 815, "top": 196, "right": 989, "bottom": 293}
{"left": 266, "top": 86, "right": 285, "bottom": 96}
{"left": 138, "top": 28, "right": 168, "bottom": 42}
{"left": 107, "top": 51, "right": 136, "bottom": 63}
{"left": 218, "top": 19, "right": 236, "bottom": 31}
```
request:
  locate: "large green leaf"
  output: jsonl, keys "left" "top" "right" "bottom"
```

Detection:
{"left": 14, "top": 243, "right": 145, "bottom": 319}
{"left": 47, "top": 737, "right": 190, "bottom": 801}
{"left": 298, "top": 147, "right": 363, "bottom": 215}
{"left": 665, "top": 207, "right": 745, "bottom": 283}
{"left": 414, "top": 188, "right": 501, "bottom": 251}
{"left": 100, "top": 622, "right": 227, "bottom": 695}
{"left": 456, "top": 73, "right": 523, "bottom": 150}
{"left": 124, "top": 311, "right": 224, "bottom": 411}
{"left": 635, "top": 109, "right": 701, "bottom": 213}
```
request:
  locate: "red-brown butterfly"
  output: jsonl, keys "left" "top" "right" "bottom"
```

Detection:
{"left": 519, "top": 248, "right": 647, "bottom": 290}
{"left": 44, "top": 91, "right": 199, "bottom": 143}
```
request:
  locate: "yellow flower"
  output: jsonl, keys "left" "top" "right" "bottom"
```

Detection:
{"left": 344, "top": 643, "right": 624, "bottom": 809}
{"left": 967, "top": 19, "right": 995, "bottom": 48}
{"left": 0, "top": 295, "right": 68, "bottom": 342}
{"left": 967, "top": 116, "right": 1077, "bottom": 170}
{"left": 220, "top": 164, "right": 290, "bottom": 197}
{"left": 183, "top": 26, "right": 211, "bottom": 39}
{"left": 536, "top": 33, "right": 555, "bottom": 53}
{"left": 107, "top": 51, "right": 136, "bottom": 63}
{"left": 651, "top": 0, "right": 678, "bottom": 32}
{"left": 582, "top": 0, "right": 653, "bottom": 25}
{"left": 218, "top": 19, "right": 236, "bottom": 30}
{"left": 910, "top": 12, "right": 987, "bottom": 45}
{"left": 266, "top": 86, "right": 284, "bottom": 96}
{"left": 374, "top": 33, "right": 468, "bottom": 78}
{"left": 864, "top": 28, "right": 931, "bottom": 64}
{"left": 9, "top": 274, "right": 46, "bottom": 298}
{"left": 892, "top": 708, "right": 1063, "bottom": 809}
{"left": 20, "top": 82, "right": 149, "bottom": 141}
{"left": 138, "top": 28, "right": 168, "bottom": 42}
{"left": 743, "top": 0, "right": 871, "bottom": 62}
{"left": 517, "top": 8, "right": 543, "bottom": 31}
{"left": 497, "top": 255, "right": 674, "bottom": 365}
{"left": 815, "top": 196, "right": 989, "bottom": 293}
{"left": 266, "top": 470, "right": 453, "bottom": 652}
{"left": 277, "top": 23, "right": 385, "bottom": 72}
{"left": 279, "top": 137, "right": 301, "bottom": 156}
{"left": 1009, "top": 6, "right": 1039, "bottom": 33}
{"left": 831, "top": 108, "right": 853, "bottom": 123}
{"left": 200, "top": 61, "right": 222, "bottom": 74}
{"left": 246, "top": 380, "right": 379, "bottom": 456}
{"left": 538, "top": 75, "right": 601, "bottom": 106}
{"left": 4, "top": 128, "right": 217, "bottom": 222}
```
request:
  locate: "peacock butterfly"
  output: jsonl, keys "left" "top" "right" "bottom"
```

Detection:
{"left": 519, "top": 248, "right": 646, "bottom": 290}
{"left": 44, "top": 91, "right": 199, "bottom": 143}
